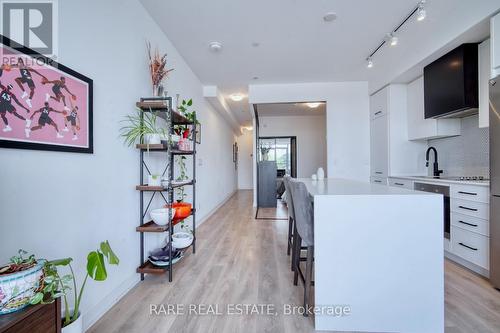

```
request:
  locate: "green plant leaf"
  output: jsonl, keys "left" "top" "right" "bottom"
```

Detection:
{"left": 187, "top": 99, "right": 192, "bottom": 106}
{"left": 87, "top": 251, "right": 107, "bottom": 281}
{"left": 48, "top": 258, "right": 73, "bottom": 266}
{"left": 100, "top": 241, "right": 119, "bottom": 265}
{"left": 30, "top": 292, "right": 44, "bottom": 305}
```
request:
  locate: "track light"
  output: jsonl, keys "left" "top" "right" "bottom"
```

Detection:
{"left": 367, "top": 58, "right": 373, "bottom": 68}
{"left": 417, "top": 1, "right": 426, "bottom": 21}
{"left": 389, "top": 34, "right": 398, "bottom": 46}
{"left": 386, "top": 33, "right": 398, "bottom": 46}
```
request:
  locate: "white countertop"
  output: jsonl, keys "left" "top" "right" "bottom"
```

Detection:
{"left": 390, "top": 175, "right": 490, "bottom": 187}
{"left": 297, "top": 178, "right": 432, "bottom": 196}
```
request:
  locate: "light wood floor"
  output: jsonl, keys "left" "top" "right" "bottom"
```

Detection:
{"left": 89, "top": 190, "right": 500, "bottom": 333}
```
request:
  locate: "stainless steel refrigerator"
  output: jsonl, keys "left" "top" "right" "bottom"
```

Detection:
{"left": 490, "top": 75, "right": 500, "bottom": 289}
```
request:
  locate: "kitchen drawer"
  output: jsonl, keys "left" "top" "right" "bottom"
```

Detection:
{"left": 388, "top": 178, "right": 413, "bottom": 189}
{"left": 450, "top": 184, "right": 489, "bottom": 203}
{"left": 451, "top": 212, "right": 489, "bottom": 237}
{"left": 451, "top": 226, "right": 489, "bottom": 269}
{"left": 451, "top": 198, "right": 489, "bottom": 220}
{"left": 370, "top": 176, "right": 387, "bottom": 185}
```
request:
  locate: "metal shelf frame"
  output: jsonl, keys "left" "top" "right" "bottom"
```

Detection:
{"left": 136, "top": 96, "right": 197, "bottom": 282}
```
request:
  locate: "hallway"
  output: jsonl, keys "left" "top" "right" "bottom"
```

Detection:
{"left": 89, "top": 190, "right": 500, "bottom": 333}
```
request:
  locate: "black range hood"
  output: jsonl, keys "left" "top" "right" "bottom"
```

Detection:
{"left": 423, "top": 43, "right": 479, "bottom": 119}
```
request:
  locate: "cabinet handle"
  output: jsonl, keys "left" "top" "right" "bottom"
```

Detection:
{"left": 458, "top": 191, "right": 477, "bottom": 196}
{"left": 458, "top": 220, "right": 478, "bottom": 227}
{"left": 375, "top": 171, "right": 383, "bottom": 174}
{"left": 374, "top": 111, "right": 382, "bottom": 115}
{"left": 374, "top": 180, "right": 382, "bottom": 183}
{"left": 458, "top": 205, "right": 478, "bottom": 212}
{"left": 458, "top": 242, "right": 478, "bottom": 251}
{"left": 494, "top": 195, "right": 500, "bottom": 198}
{"left": 394, "top": 183, "right": 405, "bottom": 186}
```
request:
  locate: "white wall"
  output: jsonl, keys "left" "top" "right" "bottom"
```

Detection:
{"left": 236, "top": 129, "right": 254, "bottom": 189}
{"left": 259, "top": 115, "right": 327, "bottom": 178}
{"left": 0, "top": 0, "right": 236, "bottom": 330}
{"left": 249, "top": 82, "right": 370, "bottom": 183}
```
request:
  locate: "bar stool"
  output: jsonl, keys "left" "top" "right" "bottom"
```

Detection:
{"left": 283, "top": 175, "right": 295, "bottom": 257}
{"left": 289, "top": 180, "right": 314, "bottom": 316}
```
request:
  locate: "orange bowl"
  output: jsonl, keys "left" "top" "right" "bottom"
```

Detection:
{"left": 170, "top": 202, "right": 192, "bottom": 219}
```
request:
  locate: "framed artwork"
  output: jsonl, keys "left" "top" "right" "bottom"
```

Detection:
{"left": 0, "top": 34, "right": 93, "bottom": 153}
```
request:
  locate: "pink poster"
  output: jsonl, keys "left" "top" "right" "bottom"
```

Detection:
{"left": 0, "top": 35, "right": 93, "bottom": 153}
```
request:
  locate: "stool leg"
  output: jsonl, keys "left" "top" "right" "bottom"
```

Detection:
{"left": 293, "top": 234, "right": 301, "bottom": 286}
{"left": 287, "top": 216, "right": 293, "bottom": 256}
{"left": 291, "top": 221, "right": 297, "bottom": 272}
{"left": 303, "top": 245, "right": 314, "bottom": 317}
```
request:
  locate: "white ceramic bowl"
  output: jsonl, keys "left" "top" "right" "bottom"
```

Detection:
{"left": 150, "top": 208, "right": 176, "bottom": 226}
{"left": 172, "top": 232, "right": 193, "bottom": 249}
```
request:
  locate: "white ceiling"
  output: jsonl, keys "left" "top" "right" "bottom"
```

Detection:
{"left": 140, "top": 0, "right": 500, "bottom": 126}
{"left": 257, "top": 102, "right": 326, "bottom": 117}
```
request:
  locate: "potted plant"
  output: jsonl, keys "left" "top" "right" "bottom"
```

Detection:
{"left": 120, "top": 108, "right": 167, "bottom": 147}
{"left": 175, "top": 99, "right": 200, "bottom": 150}
{"left": 30, "top": 241, "right": 119, "bottom": 333}
{"left": 0, "top": 250, "right": 45, "bottom": 315}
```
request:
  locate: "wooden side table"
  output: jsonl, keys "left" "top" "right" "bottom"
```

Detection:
{"left": 0, "top": 298, "right": 61, "bottom": 333}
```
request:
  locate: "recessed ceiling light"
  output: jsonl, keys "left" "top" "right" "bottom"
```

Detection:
{"left": 367, "top": 58, "right": 373, "bottom": 68}
{"left": 209, "top": 41, "right": 223, "bottom": 52}
{"left": 306, "top": 102, "right": 321, "bottom": 109}
{"left": 323, "top": 12, "right": 337, "bottom": 22}
{"left": 230, "top": 94, "right": 244, "bottom": 102}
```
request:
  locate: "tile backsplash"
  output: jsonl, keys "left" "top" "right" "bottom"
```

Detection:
{"left": 428, "top": 115, "right": 489, "bottom": 177}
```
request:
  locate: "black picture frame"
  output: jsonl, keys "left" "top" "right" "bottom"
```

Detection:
{"left": 0, "top": 34, "right": 93, "bottom": 154}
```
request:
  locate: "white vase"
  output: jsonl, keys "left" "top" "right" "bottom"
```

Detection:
{"left": 148, "top": 175, "right": 161, "bottom": 187}
{"left": 62, "top": 313, "right": 83, "bottom": 333}
{"left": 145, "top": 134, "right": 161, "bottom": 145}
{"left": 317, "top": 167, "right": 325, "bottom": 180}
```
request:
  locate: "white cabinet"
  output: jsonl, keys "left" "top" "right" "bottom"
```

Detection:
{"left": 370, "top": 176, "right": 387, "bottom": 185}
{"left": 406, "top": 77, "right": 461, "bottom": 140}
{"left": 370, "top": 114, "right": 388, "bottom": 177}
{"left": 491, "top": 13, "right": 500, "bottom": 78}
{"left": 388, "top": 177, "right": 414, "bottom": 190}
{"left": 370, "top": 85, "right": 427, "bottom": 180}
{"left": 479, "top": 39, "right": 490, "bottom": 128}
{"left": 448, "top": 183, "right": 490, "bottom": 272}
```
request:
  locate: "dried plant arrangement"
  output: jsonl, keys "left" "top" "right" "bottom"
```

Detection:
{"left": 147, "top": 41, "right": 174, "bottom": 93}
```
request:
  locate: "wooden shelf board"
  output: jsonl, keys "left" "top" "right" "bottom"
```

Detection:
{"left": 136, "top": 144, "right": 167, "bottom": 150}
{"left": 137, "top": 261, "right": 168, "bottom": 275}
{"left": 136, "top": 101, "right": 169, "bottom": 110}
{"left": 171, "top": 150, "right": 195, "bottom": 155}
{"left": 136, "top": 219, "right": 186, "bottom": 233}
{"left": 136, "top": 185, "right": 165, "bottom": 191}
{"left": 136, "top": 221, "right": 167, "bottom": 233}
{"left": 171, "top": 181, "right": 194, "bottom": 188}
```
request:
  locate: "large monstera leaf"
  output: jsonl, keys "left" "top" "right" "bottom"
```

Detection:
{"left": 86, "top": 241, "right": 119, "bottom": 281}
{"left": 87, "top": 251, "right": 107, "bottom": 281}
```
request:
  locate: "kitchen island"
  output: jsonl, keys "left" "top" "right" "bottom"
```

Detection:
{"left": 299, "top": 178, "right": 444, "bottom": 333}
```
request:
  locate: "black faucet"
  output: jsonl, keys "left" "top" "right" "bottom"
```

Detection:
{"left": 425, "top": 146, "right": 443, "bottom": 177}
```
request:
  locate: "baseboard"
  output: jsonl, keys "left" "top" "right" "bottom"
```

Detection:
{"left": 445, "top": 251, "right": 490, "bottom": 278}
{"left": 196, "top": 189, "right": 237, "bottom": 227}
{"left": 83, "top": 190, "right": 237, "bottom": 331}
{"left": 83, "top": 273, "right": 140, "bottom": 331}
